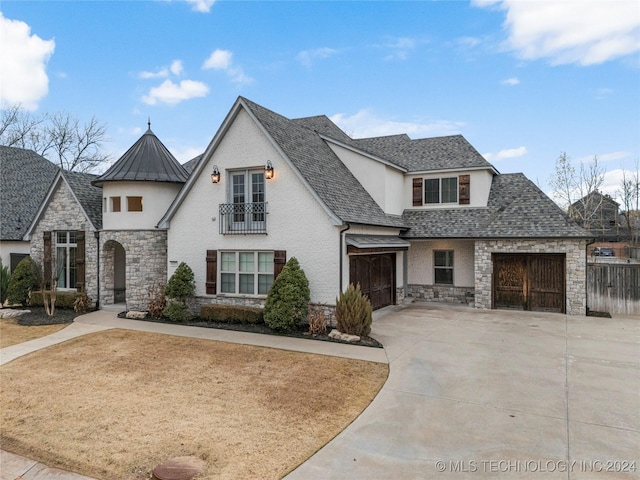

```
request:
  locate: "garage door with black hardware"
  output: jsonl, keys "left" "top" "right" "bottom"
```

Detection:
{"left": 349, "top": 254, "right": 396, "bottom": 310}
{"left": 493, "top": 253, "right": 566, "bottom": 313}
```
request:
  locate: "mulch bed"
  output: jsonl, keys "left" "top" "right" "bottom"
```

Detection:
{"left": 3, "top": 307, "right": 79, "bottom": 326}
{"left": 118, "top": 312, "right": 383, "bottom": 348}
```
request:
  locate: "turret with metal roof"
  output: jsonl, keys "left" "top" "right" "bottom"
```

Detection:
{"left": 92, "top": 122, "right": 188, "bottom": 186}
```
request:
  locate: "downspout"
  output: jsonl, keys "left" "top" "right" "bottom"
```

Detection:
{"left": 585, "top": 237, "right": 596, "bottom": 315}
{"left": 339, "top": 223, "right": 351, "bottom": 294}
{"left": 94, "top": 230, "right": 100, "bottom": 310}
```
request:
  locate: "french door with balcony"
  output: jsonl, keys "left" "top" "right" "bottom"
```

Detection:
{"left": 229, "top": 169, "right": 266, "bottom": 233}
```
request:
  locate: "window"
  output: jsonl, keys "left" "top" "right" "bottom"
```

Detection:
{"left": 225, "top": 169, "right": 266, "bottom": 232}
{"left": 56, "top": 231, "right": 77, "bottom": 289}
{"left": 103, "top": 197, "right": 107, "bottom": 213}
{"left": 220, "top": 251, "right": 274, "bottom": 295}
{"left": 127, "top": 196, "right": 143, "bottom": 212}
{"left": 111, "top": 196, "right": 121, "bottom": 212}
{"left": 424, "top": 177, "right": 457, "bottom": 204}
{"left": 434, "top": 250, "right": 454, "bottom": 285}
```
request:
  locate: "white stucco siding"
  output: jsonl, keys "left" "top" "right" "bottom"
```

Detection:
{"left": 102, "top": 182, "right": 182, "bottom": 230}
{"left": 408, "top": 240, "right": 475, "bottom": 287}
{"left": 167, "top": 108, "right": 340, "bottom": 305}
{"left": 0, "top": 241, "right": 31, "bottom": 270}
{"left": 404, "top": 170, "right": 494, "bottom": 209}
{"left": 328, "top": 144, "right": 404, "bottom": 215}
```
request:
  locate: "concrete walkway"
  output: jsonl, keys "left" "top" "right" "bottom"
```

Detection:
{"left": 2, "top": 305, "right": 638, "bottom": 479}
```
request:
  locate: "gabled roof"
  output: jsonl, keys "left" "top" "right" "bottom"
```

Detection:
{"left": 402, "top": 173, "right": 589, "bottom": 239}
{"left": 93, "top": 126, "right": 188, "bottom": 186}
{"left": 24, "top": 169, "right": 103, "bottom": 238}
{"left": 0, "top": 146, "right": 59, "bottom": 241}
{"left": 353, "top": 134, "right": 496, "bottom": 173}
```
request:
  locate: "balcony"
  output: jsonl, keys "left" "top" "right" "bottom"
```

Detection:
{"left": 219, "top": 202, "right": 267, "bottom": 234}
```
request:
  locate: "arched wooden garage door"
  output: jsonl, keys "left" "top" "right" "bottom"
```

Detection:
{"left": 349, "top": 254, "right": 396, "bottom": 310}
{"left": 493, "top": 253, "right": 566, "bottom": 313}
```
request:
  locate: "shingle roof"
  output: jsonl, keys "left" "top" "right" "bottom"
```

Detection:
{"left": 93, "top": 127, "right": 188, "bottom": 185}
{"left": 292, "top": 115, "right": 353, "bottom": 143}
{"left": 402, "top": 173, "right": 589, "bottom": 238}
{"left": 0, "top": 146, "right": 59, "bottom": 241}
{"left": 62, "top": 170, "right": 103, "bottom": 229}
{"left": 241, "top": 97, "right": 405, "bottom": 228}
{"left": 353, "top": 134, "right": 494, "bottom": 172}
{"left": 182, "top": 154, "right": 202, "bottom": 175}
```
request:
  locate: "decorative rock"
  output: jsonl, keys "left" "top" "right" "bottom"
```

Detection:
{"left": 152, "top": 456, "right": 206, "bottom": 480}
{"left": 0, "top": 309, "right": 30, "bottom": 319}
{"left": 126, "top": 310, "right": 148, "bottom": 319}
{"left": 329, "top": 329, "right": 360, "bottom": 343}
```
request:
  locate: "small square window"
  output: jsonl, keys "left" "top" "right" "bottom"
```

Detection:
{"left": 127, "top": 196, "right": 143, "bottom": 212}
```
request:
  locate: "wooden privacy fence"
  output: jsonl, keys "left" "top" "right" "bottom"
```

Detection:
{"left": 587, "top": 263, "right": 640, "bottom": 315}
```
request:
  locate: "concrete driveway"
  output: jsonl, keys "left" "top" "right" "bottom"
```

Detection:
{"left": 286, "top": 303, "right": 640, "bottom": 479}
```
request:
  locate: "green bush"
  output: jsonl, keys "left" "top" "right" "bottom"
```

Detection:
{"left": 165, "top": 262, "right": 195, "bottom": 302}
{"left": 29, "top": 291, "right": 78, "bottom": 310}
{"left": 6, "top": 256, "right": 40, "bottom": 306}
{"left": 163, "top": 301, "right": 192, "bottom": 323}
{"left": 335, "top": 283, "right": 372, "bottom": 337}
{"left": 0, "top": 259, "right": 9, "bottom": 305}
{"left": 200, "top": 304, "right": 264, "bottom": 324}
{"left": 264, "top": 257, "right": 310, "bottom": 332}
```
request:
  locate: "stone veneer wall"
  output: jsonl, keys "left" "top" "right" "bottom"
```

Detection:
{"left": 29, "top": 181, "right": 98, "bottom": 306}
{"left": 407, "top": 284, "right": 475, "bottom": 305}
{"left": 474, "top": 239, "right": 587, "bottom": 316}
{"left": 100, "top": 230, "right": 167, "bottom": 311}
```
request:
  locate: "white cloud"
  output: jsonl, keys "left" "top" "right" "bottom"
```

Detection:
{"left": 139, "top": 59, "right": 183, "bottom": 79}
{"left": 186, "top": 0, "right": 215, "bottom": 13}
{"left": 474, "top": 0, "right": 640, "bottom": 65}
{"left": 457, "top": 36, "right": 481, "bottom": 48}
{"left": 483, "top": 146, "right": 528, "bottom": 161}
{"left": 329, "top": 109, "right": 464, "bottom": 139}
{"left": 202, "top": 49, "right": 253, "bottom": 84}
{"left": 170, "top": 60, "right": 183, "bottom": 76}
{"left": 142, "top": 79, "right": 209, "bottom": 105}
{"left": 381, "top": 36, "right": 418, "bottom": 61}
{"left": 501, "top": 77, "right": 520, "bottom": 86}
{"left": 296, "top": 47, "right": 338, "bottom": 67}
{"left": 172, "top": 145, "right": 205, "bottom": 163}
{"left": 0, "top": 13, "right": 55, "bottom": 110}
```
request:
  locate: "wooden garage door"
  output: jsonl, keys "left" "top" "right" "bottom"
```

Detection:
{"left": 349, "top": 254, "right": 396, "bottom": 310}
{"left": 493, "top": 254, "right": 565, "bottom": 313}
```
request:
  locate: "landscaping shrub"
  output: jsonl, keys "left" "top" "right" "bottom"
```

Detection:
{"left": 6, "top": 256, "right": 39, "bottom": 306}
{"left": 200, "top": 304, "right": 264, "bottom": 324}
{"left": 307, "top": 304, "right": 327, "bottom": 335}
{"left": 264, "top": 257, "right": 310, "bottom": 332}
{"left": 165, "top": 262, "right": 195, "bottom": 302}
{"left": 163, "top": 301, "right": 192, "bottom": 323}
{"left": 0, "top": 259, "right": 9, "bottom": 305}
{"left": 29, "top": 291, "right": 78, "bottom": 310}
{"left": 73, "top": 289, "right": 92, "bottom": 313}
{"left": 335, "top": 283, "right": 372, "bottom": 337}
{"left": 147, "top": 284, "right": 167, "bottom": 319}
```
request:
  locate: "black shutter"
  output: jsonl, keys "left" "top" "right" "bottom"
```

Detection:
{"left": 206, "top": 250, "right": 217, "bottom": 294}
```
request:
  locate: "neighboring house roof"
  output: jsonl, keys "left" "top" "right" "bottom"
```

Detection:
{"left": 182, "top": 154, "right": 202, "bottom": 175}
{"left": 352, "top": 134, "right": 496, "bottom": 173}
{"left": 93, "top": 126, "right": 188, "bottom": 186}
{"left": 24, "top": 169, "right": 103, "bottom": 238}
{"left": 402, "top": 173, "right": 589, "bottom": 239}
{"left": 0, "top": 146, "right": 59, "bottom": 241}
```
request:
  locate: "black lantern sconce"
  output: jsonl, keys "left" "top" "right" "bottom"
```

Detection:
{"left": 264, "top": 160, "right": 274, "bottom": 180}
{"left": 211, "top": 165, "right": 220, "bottom": 184}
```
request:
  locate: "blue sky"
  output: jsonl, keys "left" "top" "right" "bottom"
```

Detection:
{"left": 1, "top": 0, "right": 639, "bottom": 199}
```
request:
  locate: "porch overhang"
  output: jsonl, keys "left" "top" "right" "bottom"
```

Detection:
{"left": 346, "top": 234, "right": 410, "bottom": 254}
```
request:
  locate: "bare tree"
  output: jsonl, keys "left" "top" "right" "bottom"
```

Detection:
{"left": 618, "top": 159, "right": 640, "bottom": 244}
{"left": 0, "top": 106, "right": 109, "bottom": 173}
{"left": 549, "top": 152, "right": 606, "bottom": 231}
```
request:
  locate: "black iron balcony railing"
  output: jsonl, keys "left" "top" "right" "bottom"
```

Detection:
{"left": 219, "top": 202, "right": 267, "bottom": 234}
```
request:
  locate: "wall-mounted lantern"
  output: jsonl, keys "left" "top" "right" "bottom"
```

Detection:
{"left": 264, "top": 160, "right": 274, "bottom": 180}
{"left": 211, "top": 165, "right": 220, "bottom": 184}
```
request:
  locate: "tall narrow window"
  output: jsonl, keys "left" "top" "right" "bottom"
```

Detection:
{"left": 226, "top": 169, "right": 266, "bottom": 233}
{"left": 424, "top": 179, "right": 439, "bottom": 204}
{"left": 434, "top": 250, "right": 454, "bottom": 285}
{"left": 127, "top": 196, "right": 143, "bottom": 212}
{"left": 56, "top": 231, "right": 77, "bottom": 289}
{"left": 111, "top": 196, "right": 121, "bottom": 212}
{"left": 441, "top": 177, "right": 458, "bottom": 203}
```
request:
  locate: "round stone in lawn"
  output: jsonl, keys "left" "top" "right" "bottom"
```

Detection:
{"left": 152, "top": 456, "right": 206, "bottom": 480}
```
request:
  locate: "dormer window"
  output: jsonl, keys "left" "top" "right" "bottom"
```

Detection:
{"left": 424, "top": 177, "right": 457, "bottom": 204}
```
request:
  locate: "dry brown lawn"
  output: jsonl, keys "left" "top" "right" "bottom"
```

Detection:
{"left": 0, "top": 318, "right": 68, "bottom": 348}
{"left": 0, "top": 329, "right": 388, "bottom": 479}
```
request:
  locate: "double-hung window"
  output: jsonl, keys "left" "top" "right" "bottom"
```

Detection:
{"left": 434, "top": 250, "right": 454, "bottom": 285}
{"left": 424, "top": 177, "right": 458, "bottom": 204}
{"left": 56, "top": 231, "right": 77, "bottom": 289}
{"left": 220, "top": 251, "right": 274, "bottom": 295}
{"left": 228, "top": 169, "right": 266, "bottom": 232}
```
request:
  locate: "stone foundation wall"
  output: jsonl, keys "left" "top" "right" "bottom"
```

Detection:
{"left": 407, "top": 284, "right": 475, "bottom": 305}
{"left": 100, "top": 230, "right": 167, "bottom": 311}
{"left": 474, "top": 239, "right": 587, "bottom": 315}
